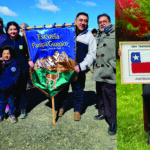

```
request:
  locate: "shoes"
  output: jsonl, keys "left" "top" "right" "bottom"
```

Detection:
{"left": 0, "top": 116, "right": 4, "bottom": 122}
{"left": 94, "top": 114, "right": 105, "bottom": 120}
{"left": 58, "top": 108, "right": 64, "bottom": 117}
{"left": 10, "top": 115, "right": 17, "bottom": 123}
{"left": 20, "top": 109, "right": 27, "bottom": 119}
{"left": 108, "top": 123, "right": 117, "bottom": 135}
{"left": 74, "top": 112, "right": 81, "bottom": 121}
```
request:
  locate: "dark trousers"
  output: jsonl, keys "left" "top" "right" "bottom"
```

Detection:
{"left": 143, "top": 84, "right": 150, "bottom": 125}
{"left": 0, "top": 89, "right": 17, "bottom": 117}
{"left": 60, "top": 71, "right": 86, "bottom": 112}
{"left": 96, "top": 82, "right": 116, "bottom": 124}
{"left": 17, "top": 72, "right": 29, "bottom": 109}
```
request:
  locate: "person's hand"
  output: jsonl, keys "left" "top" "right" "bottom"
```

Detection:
{"left": 74, "top": 65, "right": 80, "bottom": 73}
{"left": 118, "top": 48, "right": 121, "bottom": 57}
{"left": 0, "top": 57, "right": 4, "bottom": 61}
{"left": 28, "top": 61, "right": 34, "bottom": 68}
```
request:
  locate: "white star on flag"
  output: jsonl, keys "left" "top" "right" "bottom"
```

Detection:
{"left": 133, "top": 54, "right": 139, "bottom": 61}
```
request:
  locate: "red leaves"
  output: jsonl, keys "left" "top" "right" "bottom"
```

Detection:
{"left": 116, "top": 0, "right": 150, "bottom": 39}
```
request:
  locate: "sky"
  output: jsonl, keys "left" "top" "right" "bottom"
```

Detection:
{"left": 0, "top": 0, "right": 115, "bottom": 31}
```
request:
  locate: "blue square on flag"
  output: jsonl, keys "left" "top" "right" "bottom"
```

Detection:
{"left": 131, "top": 52, "right": 141, "bottom": 63}
{"left": 131, "top": 51, "right": 150, "bottom": 73}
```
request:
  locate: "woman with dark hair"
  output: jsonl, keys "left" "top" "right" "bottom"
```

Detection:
{"left": 2, "top": 21, "right": 31, "bottom": 119}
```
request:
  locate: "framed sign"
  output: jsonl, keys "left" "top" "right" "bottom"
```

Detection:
{"left": 120, "top": 41, "right": 150, "bottom": 84}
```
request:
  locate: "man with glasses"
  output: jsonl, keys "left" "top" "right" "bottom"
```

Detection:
{"left": 92, "top": 14, "right": 116, "bottom": 135}
{"left": 58, "top": 12, "right": 96, "bottom": 121}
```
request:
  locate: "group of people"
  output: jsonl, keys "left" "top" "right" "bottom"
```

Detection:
{"left": 0, "top": 19, "right": 31, "bottom": 123}
{"left": 0, "top": 12, "right": 116, "bottom": 135}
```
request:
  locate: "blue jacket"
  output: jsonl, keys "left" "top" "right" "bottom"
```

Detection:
{"left": 1, "top": 36, "right": 29, "bottom": 73}
{"left": 0, "top": 58, "right": 20, "bottom": 91}
{"left": 0, "top": 34, "right": 7, "bottom": 48}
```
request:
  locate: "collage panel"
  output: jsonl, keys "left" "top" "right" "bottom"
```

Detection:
{"left": 116, "top": 0, "right": 150, "bottom": 149}
{"left": 0, "top": 0, "right": 117, "bottom": 150}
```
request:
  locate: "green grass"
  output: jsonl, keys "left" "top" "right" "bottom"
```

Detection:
{"left": 117, "top": 59, "right": 150, "bottom": 149}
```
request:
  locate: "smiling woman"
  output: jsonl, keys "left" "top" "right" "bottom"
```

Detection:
{"left": 7, "top": 24, "right": 18, "bottom": 40}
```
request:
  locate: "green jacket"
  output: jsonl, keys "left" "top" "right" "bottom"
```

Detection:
{"left": 92, "top": 25, "right": 116, "bottom": 84}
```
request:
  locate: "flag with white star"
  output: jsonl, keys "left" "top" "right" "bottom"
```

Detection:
{"left": 131, "top": 51, "right": 150, "bottom": 73}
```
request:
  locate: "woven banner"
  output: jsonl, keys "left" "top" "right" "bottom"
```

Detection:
{"left": 25, "top": 25, "right": 76, "bottom": 97}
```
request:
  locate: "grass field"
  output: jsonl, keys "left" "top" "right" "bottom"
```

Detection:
{"left": 117, "top": 59, "right": 150, "bottom": 149}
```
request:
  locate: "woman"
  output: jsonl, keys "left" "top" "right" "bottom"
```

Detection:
{"left": 2, "top": 21, "right": 32, "bottom": 119}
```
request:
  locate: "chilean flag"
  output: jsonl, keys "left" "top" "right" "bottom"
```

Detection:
{"left": 131, "top": 52, "right": 150, "bottom": 73}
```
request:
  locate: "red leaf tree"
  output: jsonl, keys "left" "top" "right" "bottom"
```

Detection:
{"left": 116, "top": 0, "right": 150, "bottom": 41}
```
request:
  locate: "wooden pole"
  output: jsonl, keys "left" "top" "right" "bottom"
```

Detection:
{"left": 25, "top": 23, "right": 76, "bottom": 30}
{"left": 52, "top": 96, "right": 56, "bottom": 125}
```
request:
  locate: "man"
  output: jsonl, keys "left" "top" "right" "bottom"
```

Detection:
{"left": 92, "top": 14, "right": 116, "bottom": 135}
{"left": 91, "top": 28, "right": 98, "bottom": 37}
{"left": 58, "top": 12, "right": 96, "bottom": 121}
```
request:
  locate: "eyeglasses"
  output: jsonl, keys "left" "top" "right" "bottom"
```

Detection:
{"left": 98, "top": 20, "right": 108, "bottom": 24}
{"left": 78, "top": 19, "right": 88, "bottom": 23}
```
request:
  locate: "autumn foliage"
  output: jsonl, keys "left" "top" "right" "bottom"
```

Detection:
{"left": 116, "top": 0, "right": 150, "bottom": 41}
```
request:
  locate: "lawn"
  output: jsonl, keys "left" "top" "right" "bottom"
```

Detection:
{"left": 117, "top": 59, "right": 150, "bottom": 149}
